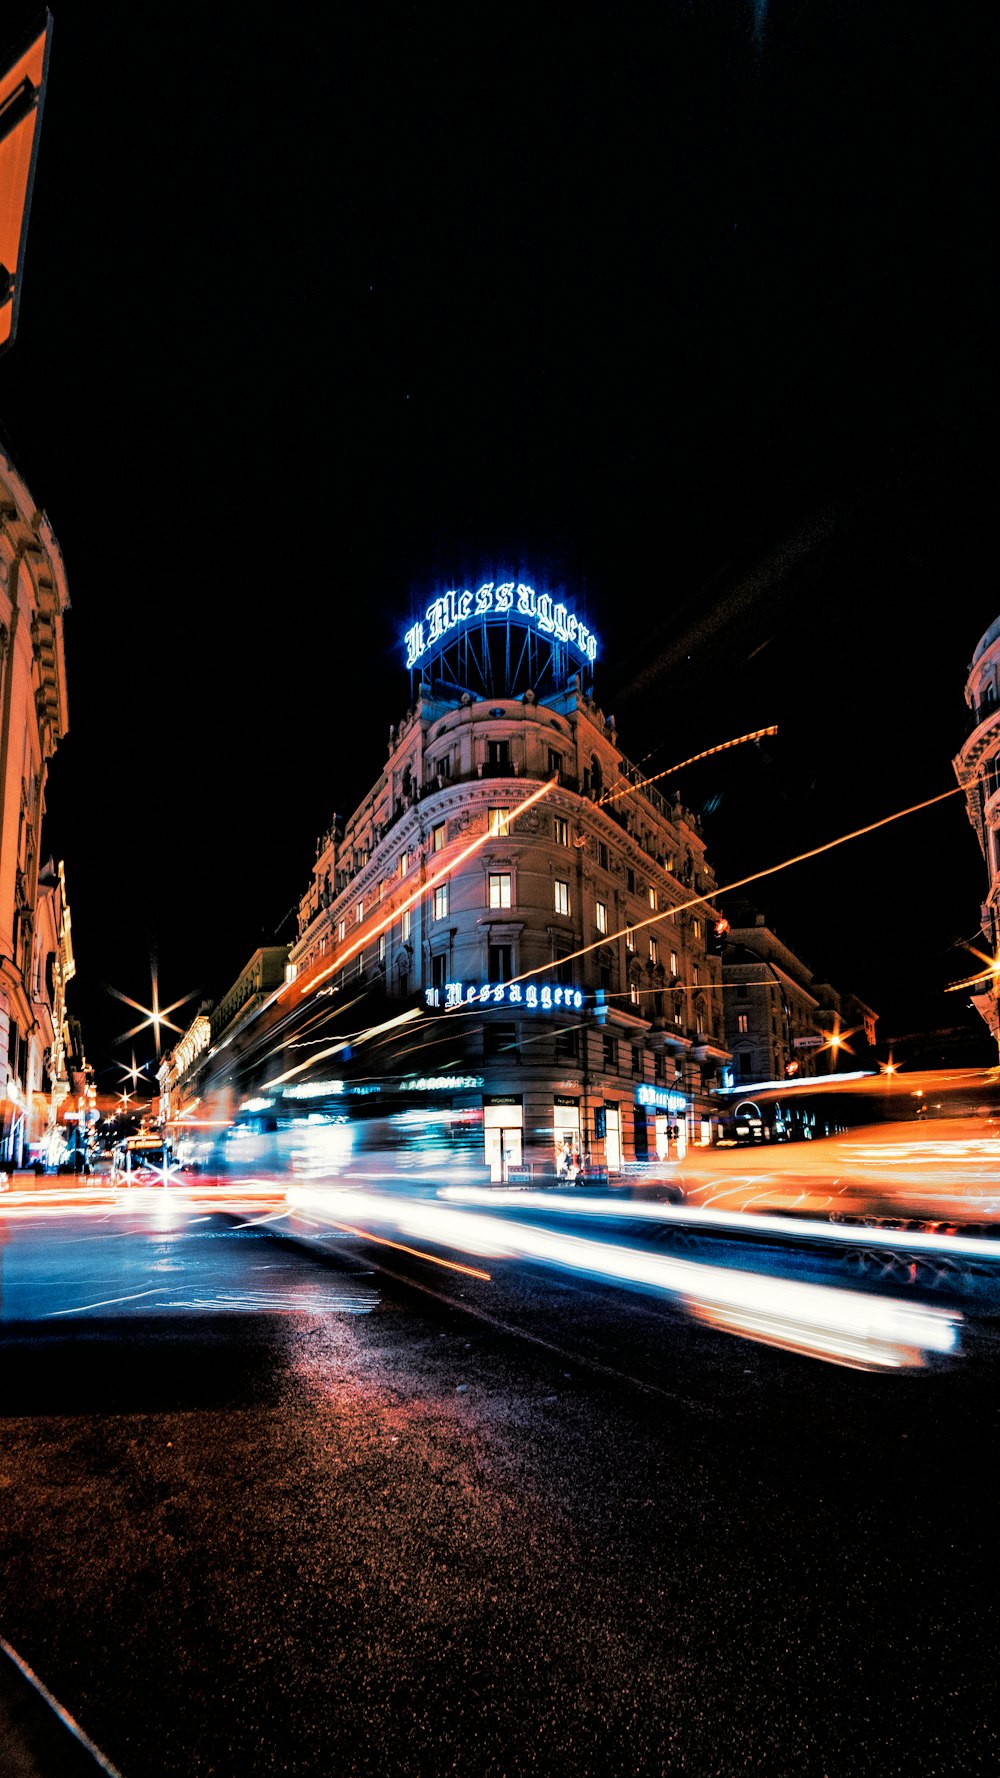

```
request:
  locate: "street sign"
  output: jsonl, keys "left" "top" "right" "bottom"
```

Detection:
{"left": 793, "top": 1035, "right": 824, "bottom": 1048}
{"left": 0, "top": 11, "right": 52, "bottom": 355}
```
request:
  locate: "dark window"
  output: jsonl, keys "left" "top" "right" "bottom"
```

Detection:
{"left": 602, "top": 1033, "right": 617, "bottom": 1071}
{"left": 633, "top": 1106, "right": 649, "bottom": 1159}
{"left": 484, "top": 1020, "right": 518, "bottom": 1059}
{"left": 654, "top": 1051, "right": 665, "bottom": 1081}
{"left": 737, "top": 1050, "right": 753, "bottom": 1080}
{"left": 489, "top": 943, "right": 512, "bottom": 981}
{"left": 431, "top": 953, "right": 447, "bottom": 992}
{"left": 626, "top": 868, "right": 636, "bottom": 893}
{"left": 488, "top": 739, "right": 511, "bottom": 768}
{"left": 555, "top": 1026, "right": 578, "bottom": 1060}
{"left": 600, "top": 963, "right": 612, "bottom": 993}
{"left": 598, "top": 842, "right": 609, "bottom": 871}
{"left": 547, "top": 748, "right": 562, "bottom": 776}
{"left": 554, "top": 950, "right": 573, "bottom": 985}
{"left": 631, "top": 1045, "right": 642, "bottom": 1075}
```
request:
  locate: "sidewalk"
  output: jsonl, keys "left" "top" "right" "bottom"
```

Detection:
{"left": 0, "top": 1641, "right": 123, "bottom": 1776}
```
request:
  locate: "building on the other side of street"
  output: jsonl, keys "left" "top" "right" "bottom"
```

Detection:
{"left": 952, "top": 615, "right": 1000, "bottom": 1051}
{"left": 715, "top": 897, "right": 877, "bottom": 1138}
{"left": 275, "top": 579, "right": 732, "bottom": 1182}
{"left": 157, "top": 947, "right": 290, "bottom": 1160}
{"left": 0, "top": 448, "right": 70, "bottom": 1167}
{"left": 164, "top": 580, "right": 735, "bottom": 1184}
{"left": 32, "top": 855, "right": 78, "bottom": 1165}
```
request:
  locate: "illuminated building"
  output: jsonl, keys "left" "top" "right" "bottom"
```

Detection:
{"left": 716, "top": 897, "right": 877, "bottom": 1136}
{"left": 0, "top": 448, "right": 71, "bottom": 1166}
{"left": 282, "top": 578, "right": 731, "bottom": 1179}
{"left": 953, "top": 616, "right": 1000, "bottom": 1049}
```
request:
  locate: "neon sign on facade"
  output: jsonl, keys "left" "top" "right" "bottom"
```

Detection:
{"left": 405, "top": 582, "right": 598, "bottom": 671}
{"left": 425, "top": 978, "right": 585, "bottom": 1012}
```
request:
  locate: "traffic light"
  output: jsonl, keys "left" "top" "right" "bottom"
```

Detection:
{"left": 708, "top": 915, "right": 731, "bottom": 955}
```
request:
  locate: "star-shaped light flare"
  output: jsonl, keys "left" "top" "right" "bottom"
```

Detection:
{"left": 105, "top": 968, "right": 198, "bottom": 1058}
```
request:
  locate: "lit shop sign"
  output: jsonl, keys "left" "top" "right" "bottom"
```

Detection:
{"left": 425, "top": 979, "right": 585, "bottom": 1012}
{"left": 635, "top": 1084, "right": 687, "bottom": 1114}
{"left": 404, "top": 582, "right": 598, "bottom": 670}
{"left": 283, "top": 1079, "right": 378, "bottom": 1099}
{"left": 399, "top": 1074, "right": 484, "bottom": 1091}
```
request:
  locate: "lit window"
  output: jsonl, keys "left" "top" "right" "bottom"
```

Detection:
{"left": 399, "top": 851, "right": 409, "bottom": 877}
{"left": 488, "top": 807, "right": 510, "bottom": 836}
{"left": 692, "top": 916, "right": 702, "bottom": 940}
{"left": 625, "top": 924, "right": 635, "bottom": 951}
{"left": 488, "top": 872, "right": 512, "bottom": 909}
{"left": 338, "top": 919, "right": 346, "bottom": 943}
{"left": 648, "top": 886, "right": 657, "bottom": 910}
{"left": 554, "top": 880, "right": 570, "bottom": 916}
{"left": 356, "top": 899, "right": 364, "bottom": 923}
{"left": 596, "top": 900, "right": 607, "bottom": 935}
{"left": 737, "top": 1012, "right": 749, "bottom": 1034}
{"left": 378, "top": 933, "right": 386, "bottom": 962}
{"left": 433, "top": 884, "right": 448, "bottom": 919}
{"left": 554, "top": 816, "right": 569, "bottom": 847}
{"left": 693, "top": 965, "right": 699, "bottom": 987}
{"left": 432, "top": 822, "right": 446, "bottom": 852}
{"left": 649, "top": 937, "right": 658, "bottom": 965}
{"left": 670, "top": 950, "right": 677, "bottom": 976}
{"left": 401, "top": 909, "right": 411, "bottom": 941}
{"left": 630, "top": 982, "right": 640, "bottom": 1005}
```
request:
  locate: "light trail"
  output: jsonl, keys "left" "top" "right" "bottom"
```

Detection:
{"left": 287, "top": 1186, "right": 961, "bottom": 1370}
{"left": 596, "top": 725, "right": 779, "bottom": 809}
{"left": 503, "top": 784, "right": 966, "bottom": 988}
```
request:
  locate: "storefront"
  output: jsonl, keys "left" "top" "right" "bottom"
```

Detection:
{"left": 483, "top": 1094, "right": 523, "bottom": 1182}
{"left": 635, "top": 1083, "right": 688, "bottom": 1161}
{"left": 552, "top": 1095, "right": 582, "bottom": 1177}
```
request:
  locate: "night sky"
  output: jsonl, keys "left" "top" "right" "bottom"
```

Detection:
{"left": 0, "top": 2, "right": 994, "bottom": 1087}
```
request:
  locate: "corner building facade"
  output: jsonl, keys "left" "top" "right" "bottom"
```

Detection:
{"left": 289, "top": 585, "right": 731, "bottom": 1180}
{"left": 953, "top": 614, "right": 1000, "bottom": 1048}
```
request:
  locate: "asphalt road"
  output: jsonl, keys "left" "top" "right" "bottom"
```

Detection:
{"left": 1, "top": 1198, "right": 998, "bottom": 1777}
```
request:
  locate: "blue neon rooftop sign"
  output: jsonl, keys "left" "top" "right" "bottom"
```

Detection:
{"left": 405, "top": 582, "right": 598, "bottom": 672}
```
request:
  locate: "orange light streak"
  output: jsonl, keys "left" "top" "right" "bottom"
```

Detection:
{"left": 317, "top": 1218, "right": 492, "bottom": 1280}
{"left": 597, "top": 725, "right": 779, "bottom": 809}
{"left": 505, "top": 784, "right": 966, "bottom": 988}
{"left": 290, "top": 773, "right": 559, "bottom": 1002}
